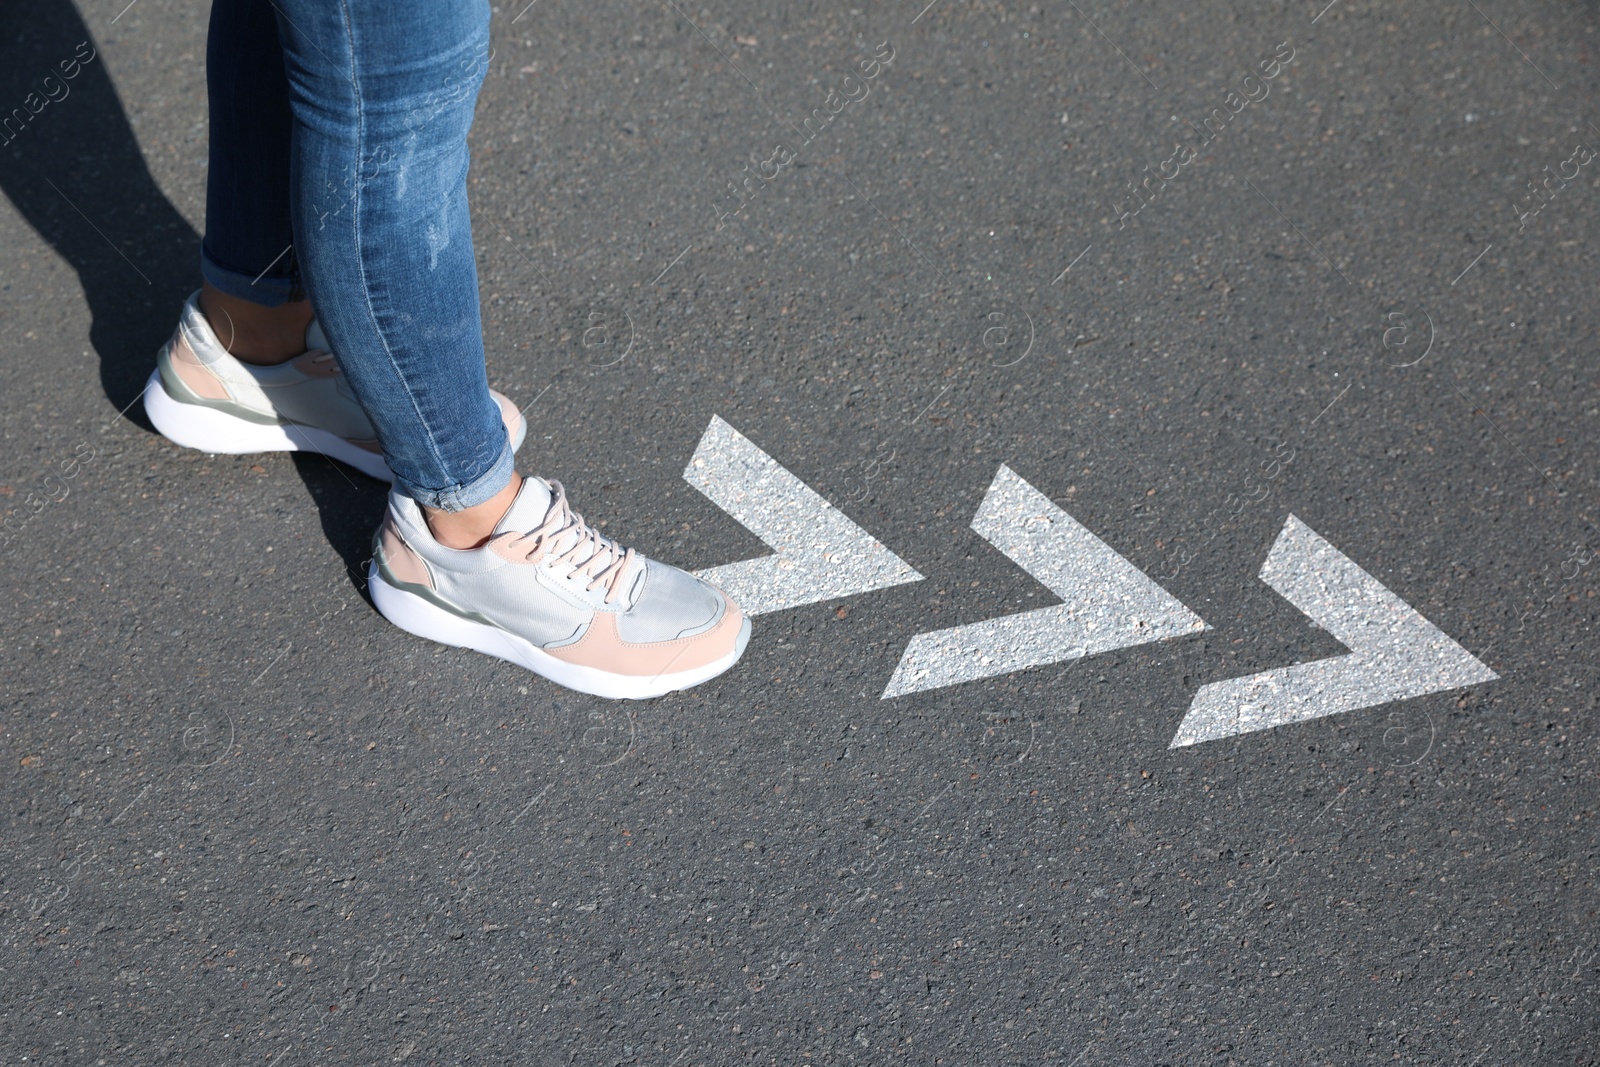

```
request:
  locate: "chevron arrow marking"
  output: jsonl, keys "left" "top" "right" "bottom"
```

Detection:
{"left": 882, "top": 464, "right": 1209, "bottom": 698}
{"left": 683, "top": 415, "right": 924, "bottom": 616}
{"left": 1169, "top": 514, "right": 1499, "bottom": 748}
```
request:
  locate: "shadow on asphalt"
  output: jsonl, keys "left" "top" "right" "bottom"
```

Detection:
{"left": 0, "top": 0, "right": 388, "bottom": 594}
{"left": 289, "top": 452, "right": 388, "bottom": 600}
{"left": 0, "top": 0, "right": 190, "bottom": 423}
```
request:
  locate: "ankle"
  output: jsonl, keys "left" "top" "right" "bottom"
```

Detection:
{"left": 198, "top": 282, "right": 314, "bottom": 365}
{"left": 424, "top": 474, "right": 523, "bottom": 550}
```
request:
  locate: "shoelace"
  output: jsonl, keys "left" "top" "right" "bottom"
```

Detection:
{"left": 308, "top": 351, "right": 340, "bottom": 374}
{"left": 508, "top": 480, "right": 636, "bottom": 604}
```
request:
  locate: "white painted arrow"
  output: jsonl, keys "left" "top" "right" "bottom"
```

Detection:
{"left": 1169, "top": 514, "right": 1498, "bottom": 748}
{"left": 882, "top": 465, "right": 1209, "bottom": 698}
{"left": 683, "top": 415, "right": 924, "bottom": 615}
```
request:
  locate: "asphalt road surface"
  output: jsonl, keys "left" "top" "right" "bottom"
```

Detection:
{"left": 2, "top": 0, "right": 1598, "bottom": 1063}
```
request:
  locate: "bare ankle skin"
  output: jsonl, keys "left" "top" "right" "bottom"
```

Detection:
{"left": 198, "top": 280, "right": 315, "bottom": 366}
{"left": 424, "top": 473, "right": 523, "bottom": 550}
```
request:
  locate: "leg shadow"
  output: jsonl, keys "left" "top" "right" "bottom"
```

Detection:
{"left": 0, "top": 0, "right": 194, "bottom": 421}
{"left": 288, "top": 452, "right": 388, "bottom": 601}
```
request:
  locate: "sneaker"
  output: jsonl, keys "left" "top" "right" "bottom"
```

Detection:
{"left": 369, "top": 476, "right": 751, "bottom": 699}
{"left": 143, "top": 290, "right": 526, "bottom": 482}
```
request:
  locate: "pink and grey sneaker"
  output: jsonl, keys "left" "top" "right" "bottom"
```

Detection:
{"left": 370, "top": 476, "right": 750, "bottom": 699}
{"left": 143, "top": 290, "right": 526, "bottom": 482}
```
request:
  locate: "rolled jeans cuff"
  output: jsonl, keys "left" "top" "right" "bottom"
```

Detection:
{"left": 396, "top": 424, "right": 516, "bottom": 513}
{"left": 200, "top": 240, "right": 301, "bottom": 306}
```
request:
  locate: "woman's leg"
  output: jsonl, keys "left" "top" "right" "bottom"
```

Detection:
{"left": 261, "top": 0, "right": 750, "bottom": 697}
{"left": 200, "top": 0, "right": 313, "bottom": 363}
{"left": 269, "top": 0, "right": 512, "bottom": 515}
{"left": 149, "top": 0, "right": 524, "bottom": 482}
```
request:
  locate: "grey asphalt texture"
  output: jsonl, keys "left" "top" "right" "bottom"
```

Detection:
{"left": 2, "top": 0, "right": 1598, "bottom": 1063}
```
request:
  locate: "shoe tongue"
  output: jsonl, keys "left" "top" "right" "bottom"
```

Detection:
{"left": 491, "top": 476, "right": 555, "bottom": 538}
{"left": 305, "top": 319, "right": 330, "bottom": 353}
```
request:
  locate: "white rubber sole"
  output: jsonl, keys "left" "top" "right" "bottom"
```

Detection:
{"left": 144, "top": 369, "right": 396, "bottom": 481}
{"left": 368, "top": 562, "right": 751, "bottom": 700}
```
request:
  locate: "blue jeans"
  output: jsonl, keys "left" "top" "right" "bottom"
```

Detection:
{"left": 200, "top": 0, "right": 513, "bottom": 512}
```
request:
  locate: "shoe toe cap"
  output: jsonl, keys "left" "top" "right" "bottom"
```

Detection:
{"left": 617, "top": 560, "right": 729, "bottom": 643}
